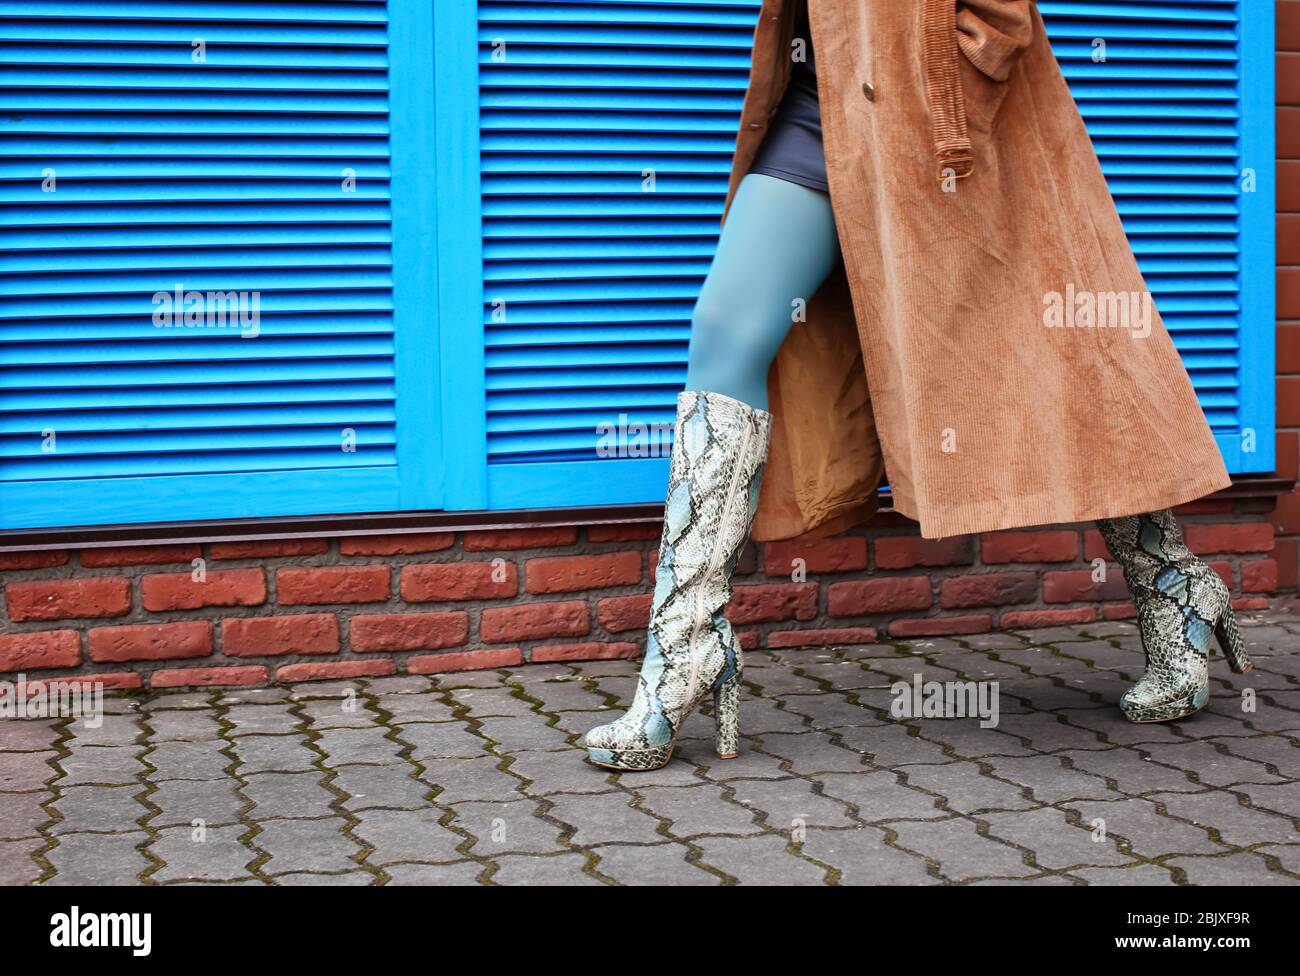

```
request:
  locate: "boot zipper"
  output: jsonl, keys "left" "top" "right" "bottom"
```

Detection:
{"left": 683, "top": 414, "right": 754, "bottom": 711}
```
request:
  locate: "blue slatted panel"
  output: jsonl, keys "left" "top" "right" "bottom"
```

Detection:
{"left": 0, "top": 0, "right": 442, "bottom": 529}
{"left": 477, "top": 0, "right": 761, "bottom": 506}
{"left": 477, "top": 0, "right": 1275, "bottom": 511}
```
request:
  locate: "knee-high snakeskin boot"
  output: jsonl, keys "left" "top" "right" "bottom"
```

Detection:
{"left": 582, "top": 390, "right": 771, "bottom": 771}
{"left": 1096, "top": 510, "right": 1252, "bottom": 723}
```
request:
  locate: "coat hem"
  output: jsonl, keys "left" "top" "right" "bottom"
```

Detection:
{"left": 889, "top": 468, "right": 1233, "bottom": 540}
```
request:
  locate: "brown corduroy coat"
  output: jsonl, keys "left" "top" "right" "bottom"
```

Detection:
{"left": 735, "top": 0, "right": 1229, "bottom": 542}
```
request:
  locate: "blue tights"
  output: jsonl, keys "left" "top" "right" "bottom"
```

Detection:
{"left": 683, "top": 173, "right": 842, "bottom": 411}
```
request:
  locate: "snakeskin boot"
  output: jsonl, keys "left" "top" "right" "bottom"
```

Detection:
{"left": 582, "top": 390, "right": 772, "bottom": 771}
{"left": 1097, "top": 510, "right": 1252, "bottom": 723}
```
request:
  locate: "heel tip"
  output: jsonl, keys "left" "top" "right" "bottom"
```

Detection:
{"left": 715, "top": 752, "right": 738, "bottom": 760}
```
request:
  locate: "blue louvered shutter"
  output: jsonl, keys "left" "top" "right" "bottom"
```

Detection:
{"left": 0, "top": 0, "right": 441, "bottom": 530}
{"left": 1042, "top": 0, "right": 1275, "bottom": 473}
{"left": 445, "top": 0, "right": 763, "bottom": 510}
{"left": 460, "top": 0, "right": 1275, "bottom": 513}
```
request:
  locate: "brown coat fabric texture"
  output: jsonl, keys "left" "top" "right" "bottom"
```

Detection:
{"left": 731, "top": 0, "right": 1230, "bottom": 542}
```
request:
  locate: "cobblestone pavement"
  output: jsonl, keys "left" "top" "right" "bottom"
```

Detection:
{"left": 3, "top": 612, "right": 1300, "bottom": 886}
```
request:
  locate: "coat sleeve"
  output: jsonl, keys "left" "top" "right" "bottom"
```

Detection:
{"left": 955, "top": 0, "right": 1035, "bottom": 82}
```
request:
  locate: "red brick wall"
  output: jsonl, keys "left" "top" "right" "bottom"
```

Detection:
{"left": 1275, "top": 1, "right": 1300, "bottom": 586}
{"left": 0, "top": 507, "right": 1277, "bottom": 690}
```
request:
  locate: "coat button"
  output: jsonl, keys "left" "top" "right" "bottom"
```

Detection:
{"left": 862, "top": 81, "right": 876, "bottom": 102}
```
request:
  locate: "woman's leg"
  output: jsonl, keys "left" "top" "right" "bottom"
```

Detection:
{"left": 581, "top": 173, "right": 839, "bottom": 771}
{"left": 684, "top": 173, "right": 842, "bottom": 410}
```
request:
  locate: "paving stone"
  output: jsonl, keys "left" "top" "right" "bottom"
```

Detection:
{"left": 144, "top": 692, "right": 211, "bottom": 710}
{"left": 1006, "top": 626, "right": 1095, "bottom": 644}
{"left": 383, "top": 861, "right": 484, "bottom": 885}
{"left": 693, "top": 833, "right": 829, "bottom": 884}
{"left": 288, "top": 681, "right": 364, "bottom": 699}
{"left": 505, "top": 750, "right": 625, "bottom": 795}
{"left": 1254, "top": 844, "right": 1300, "bottom": 876}
{"left": 782, "top": 692, "right": 887, "bottom": 729}
{"left": 229, "top": 734, "right": 318, "bottom": 775}
{"left": 147, "top": 777, "right": 244, "bottom": 827}
{"left": 0, "top": 837, "right": 44, "bottom": 884}
{"left": 314, "top": 727, "right": 405, "bottom": 767}
{"left": 0, "top": 790, "right": 51, "bottom": 839}
{"left": 899, "top": 761, "right": 1037, "bottom": 814}
{"left": 1061, "top": 748, "right": 1199, "bottom": 795}
{"left": 1001, "top": 677, "right": 1106, "bottom": 713}
{"left": 889, "top": 817, "right": 1034, "bottom": 881}
{"left": 273, "top": 870, "right": 374, "bottom": 886}
{"left": 57, "top": 745, "right": 145, "bottom": 786}
{"left": 223, "top": 704, "right": 300, "bottom": 736}
{"left": 241, "top": 770, "right": 336, "bottom": 820}
{"left": 397, "top": 721, "right": 489, "bottom": 760}
{"left": 980, "top": 806, "right": 1134, "bottom": 870}
{"left": 64, "top": 714, "right": 143, "bottom": 748}
{"left": 988, "top": 644, "right": 1080, "bottom": 676}
{"left": 904, "top": 721, "right": 1037, "bottom": 759}
{"left": 0, "top": 719, "right": 61, "bottom": 752}
{"left": 419, "top": 755, "right": 524, "bottom": 804}
{"left": 448, "top": 687, "right": 536, "bottom": 719}
{"left": 1063, "top": 797, "right": 1224, "bottom": 859}
{"left": 591, "top": 842, "right": 720, "bottom": 886}
{"left": 1052, "top": 707, "right": 1187, "bottom": 746}
{"left": 50, "top": 784, "right": 147, "bottom": 834}
{"left": 363, "top": 675, "right": 433, "bottom": 695}
{"left": 796, "top": 825, "right": 934, "bottom": 884}
{"left": 146, "top": 740, "right": 232, "bottom": 781}
{"left": 724, "top": 776, "right": 856, "bottom": 830}
{"left": 750, "top": 730, "right": 871, "bottom": 774}
{"left": 925, "top": 652, "right": 1027, "bottom": 682}
{"left": 332, "top": 762, "right": 430, "bottom": 810}
{"left": 815, "top": 769, "right": 945, "bottom": 822}
{"left": 1167, "top": 851, "right": 1297, "bottom": 885}
{"left": 696, "top": 746, "right": 792, "bottom": 781}
{"left": 1146, "top": 790, "right": 1298, "bottom": 848}
{"left": 744, "top": 667, "right": 835, "bottom": 697}
{"left": 789, "top": 658, "right": 880, "bottom": 690}
{"left": 450, "top": 799, "right": 565, "bottom": 855}
{"left": 1138, "top": 740, "right": 1282, "bottom": 787}
{"left": 147, "top": 710, "right": 222, "bottom": 742}
{"left": 301, "top": 699, "right": 379, "bottom": 729}
{"left": 218, "top": 687, "right": 290, "bottom": 704}
{"left": 519, "top": 678, "right": 609, "bottom": 712}
{"left": 148, "top": 824, "right": 254, "bottom": 882}
{"left": 987, "top": 712, "right": 1110, "bottom": 753}
{"left": 255, "top": 817, "right": 362, "bottom": 874}
{"left": 961, "top": 632, "right": 1030, "bottom": 650}
{"left": 980, "top": 755, "right": 1118, "bottom": 803}
{"left": 433, "top": 669, "right": 509, "bottom": 689}
{"left": 1069, "top": 864, "right": 1177, "bottom": 885}
{"left": 727, "top": 696, "right": 809, "bottom": 735}
{"left": 352, "top": 807, "right": 468, "bottom": 863}
{"left": 488, "top": 851, "right": 603, "bottom": 885}
{"left": 835, "top": 724, "right": 959, "bottom": 766}
{"left": 1224, "top": 781, "right": 1300, "bottom": 821}
{"left": 44, "top": 830, "right": 149, "bottom": 885}
{"left": 381, "top": 695, "right": 459, "bottom": 724}
{"left": 546, "top": 792, "right": 665, "bottom": 846}
{"left": 635, "top": 783, "right": 763, "bottom": 838}
{"left": 473, "top": 715, "right": 572, "bottom": 753}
